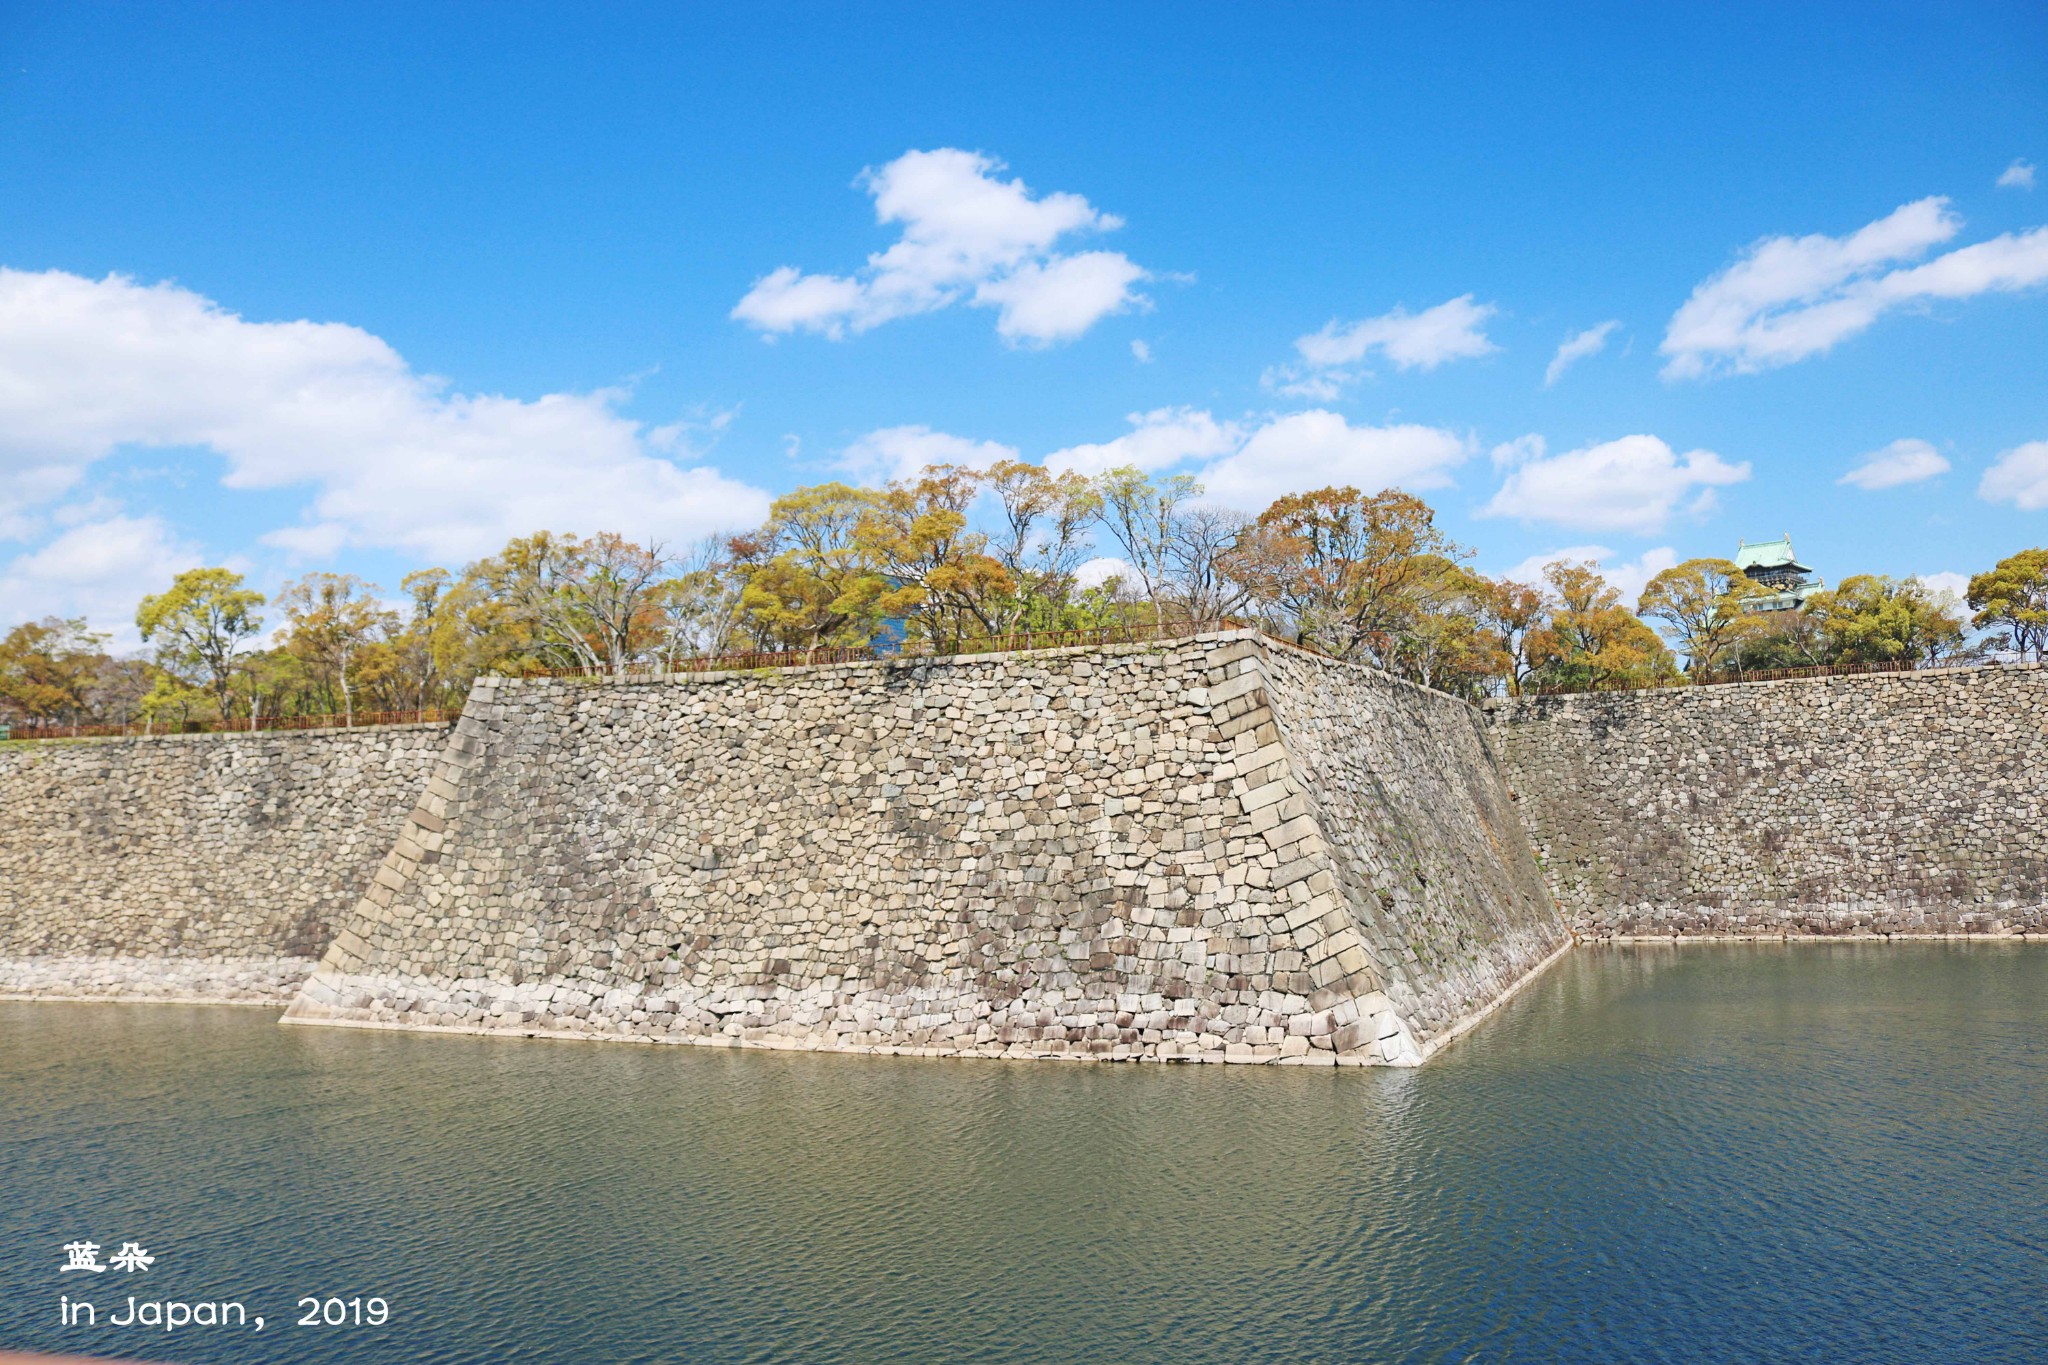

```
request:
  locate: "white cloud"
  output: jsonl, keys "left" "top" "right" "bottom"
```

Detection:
{"left": 972, "top": 251, "right": 1149, "bottom": 346}
{"left": 1999, "top": 159, "right": 2037, "bottom": 191}
{"left": 1918, "top": 571, "right": 1969, "bottom": 605}
{"left": 1661, "top": 197, "right": 2048, "bottom": 378}
{"left": 731, "top": 148, "right": 1148, "bottom": 346}
{"left": 0, "top": 513, "right": 204, "bottom": 648}
{"left": 1195, "top": 412, "right": 1470, "bottom": 510}
{"left": 1837, "top": 437, "right": 1949, "bottom": 490}
{"left": 1259, "top": 364, "right": 1347, "bottom": 402}
{"left": 1297, "top": 295, "right": 1498, "bottom": 370}
{"left": 1040, "top": 407, "right": 1467, "bottom": 511}
{"left": 1130, "top": 339, "right": 1152, "bottom": 364}
{"left": 1544, "top": 320, "right": 1620, "bottom": 387}
{"left": 1073, "top": 556, "right": 1133, "bottom": 590}
{"left": 262, "top": 522, "right": 351, "bottom": 558}
{"left": 1479, "top": 433, "right": 1750, "bottom": 534}
{"left": 1979, "top": 439, "right": 2048, "bottom": 510}
{"left": 1498, "top": 543, "right": 1678, "bottom": 604}
{"left": 1490, "top": 433, "right": 1546, "bottom": 468}
{"left": 0, "top": 268, "right": 772, "bottom": 567}
{"left": 1269, "top": 294, "right": 1496, "bottom": 397}
{"left": 838, "top": 425, "right": 1019, "bottom": 486}
{"left": 1045, "top": 407, "right": 1241, "bottom": 477}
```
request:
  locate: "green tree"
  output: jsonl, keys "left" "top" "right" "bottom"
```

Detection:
{"left": 1967, "top": 548, "right": 2048, "bottom": 661}
{"left": 1725, "top": 607, "right": 1832, "bottom": 672}
{"left": 1807, "top": 574, "right": 1965, "bottom": 666}
{"left": 1089, "top": 466, "right": 1203, "bottom": 627}
{"left": 135, "top": 568, "right": 266, "bottom": 716}
{"left": 138, "top": 671, "right": 211, "bottom": 733}
{"left": 230, "top": 648, "right": 317, "bottom": 728}
{"left": 1637, "top": 558, "right": 1766, "bottom": 676}
{"left": 732, "top": 483, "right": 888, "bottom": 655}
{"left": 277, "top": 572, "right": 395, "bottom": 724}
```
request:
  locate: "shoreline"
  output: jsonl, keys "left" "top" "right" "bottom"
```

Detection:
{"left": 12, "top": 933, "right": 2039, "bottom": 1064}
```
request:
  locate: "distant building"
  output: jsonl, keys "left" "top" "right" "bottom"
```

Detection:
{"left": 1734, "top": 534, "right": 1822, "bottom": 612}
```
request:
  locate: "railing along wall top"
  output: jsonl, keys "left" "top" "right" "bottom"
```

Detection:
{"left": 1514, "top": 653, "right": 2024, "bottom": 698}
{"left": 0, "top": 707, "right": 462, "bottom": 743}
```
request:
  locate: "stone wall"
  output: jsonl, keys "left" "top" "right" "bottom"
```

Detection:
{"left": 1485, "top": 665, "right": 2048, "bottom": 937}
{"left": 1255, "top": 648, "right": 1564, "bottom": 1041}
{"left": 0, "top": 725, "right": 450, "bottom": 1001}
{"left": 285, "top": 632, "right": 1565, "bottom": 1064}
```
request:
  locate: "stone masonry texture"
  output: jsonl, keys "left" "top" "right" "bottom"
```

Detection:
{"left": 1485, "top": 664, "right": 2048, "bottom": 937}
{"left": 0, "top": 724, "right": 449, "bottom": 1001}
{"left": 285, "top": 633, "right": 1567, "bottom": 1065}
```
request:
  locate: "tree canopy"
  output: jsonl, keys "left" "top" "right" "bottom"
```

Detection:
{"left": 8, "top": 472, "right": 2039, "bottom": 736}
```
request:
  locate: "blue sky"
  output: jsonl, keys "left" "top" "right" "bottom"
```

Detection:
{"left": 2, "top": 2, "right": 2044, "bottom": 644}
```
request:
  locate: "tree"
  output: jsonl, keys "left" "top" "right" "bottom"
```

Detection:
{"left": 276, "top": 573, "right": 395, "bottom": 724}
{"left": 1967, "top": 548, "right": 2048, "bottom": 661}
{"left": 1526, "top": 560, "right": 1677, "bottom": 690}
{"left": 138, "top": 671, "right": 210, "bottom": 733}
{"left": 646, "top": 535, "right": 743, "bottom": 668}
{"left": 1478, "top": 577, "right": 1548, "bottom": 696}
{"left": 858, "top": 466, "right": 1014, "bottom": 650}
{"left": 1637, "top": 558, "right": 1766, "bottom": 676}
{"left": 1222, "top": 486, "right": 1461, "bottom": 665}
{"left": 1163, "top": 505, "right": 1255, "bottom": 623}
{"left": 983, "top": 459, "right": 1099, "bottom": 630}
{"left": 733, "top": 483, "right": 887, "bottom": 655}
{"left": 1806, "top": 574, "right": 1965, "bottom": 666}
{"left": 547, "top": 532, "right": 671, "bottom": 676}
{"left": 136, "top": 568, "right": 266, "bottom": 716}
{"left": 0, "top": 618, "right": 109, "bottom": 731}
{"left": 1725, "top": 606, "right": 1833, "bottom": 672}
{"left": 1090, "top": 466, "right": 1203, "bottom": 626}
{"left": 85, "top": 656, "right": 157, "bottom": 729}
{"left": 378, "top": 568, "right": 457, "bottom": 709}
{"left": 230, "top": 648, "right": 317, "bottom": 729}
{"left": 456, "top": 531, "right": 672, "bottom": 676}
{"left": 1384, "top": 558, "right": 1509, "bottom": 698}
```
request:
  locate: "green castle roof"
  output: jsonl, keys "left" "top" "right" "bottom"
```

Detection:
{"left": 1735, "top": 535, "right": 1812, "bottom": 575}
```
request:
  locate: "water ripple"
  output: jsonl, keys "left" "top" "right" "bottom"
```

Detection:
{"left": 2, "top": 943, "right": 2044, "bottom": 1364}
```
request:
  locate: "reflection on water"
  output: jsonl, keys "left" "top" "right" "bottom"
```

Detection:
{"left": 3, "top": 943, "right": 2044, "bottom": 1364}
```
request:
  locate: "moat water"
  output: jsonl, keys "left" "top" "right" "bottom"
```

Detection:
{"left": 3, "top": 943, "right": 2044, "bottom": 1364}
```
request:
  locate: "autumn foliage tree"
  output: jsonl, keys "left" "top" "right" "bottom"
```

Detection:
{"left": 1223, "top": 487, "right": 1461, "bottom": 666}
{"left": 28, "top": 463, "right": 2048, "bottom": 732}
{"left": 276, "top": 572, "right": 395, "bottom": 724}
{"left": 0, "top": 618, "right": 110, "bottom": 730}
{"left": 1526, "top": 560, "right": 1678, "bottom": 690}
